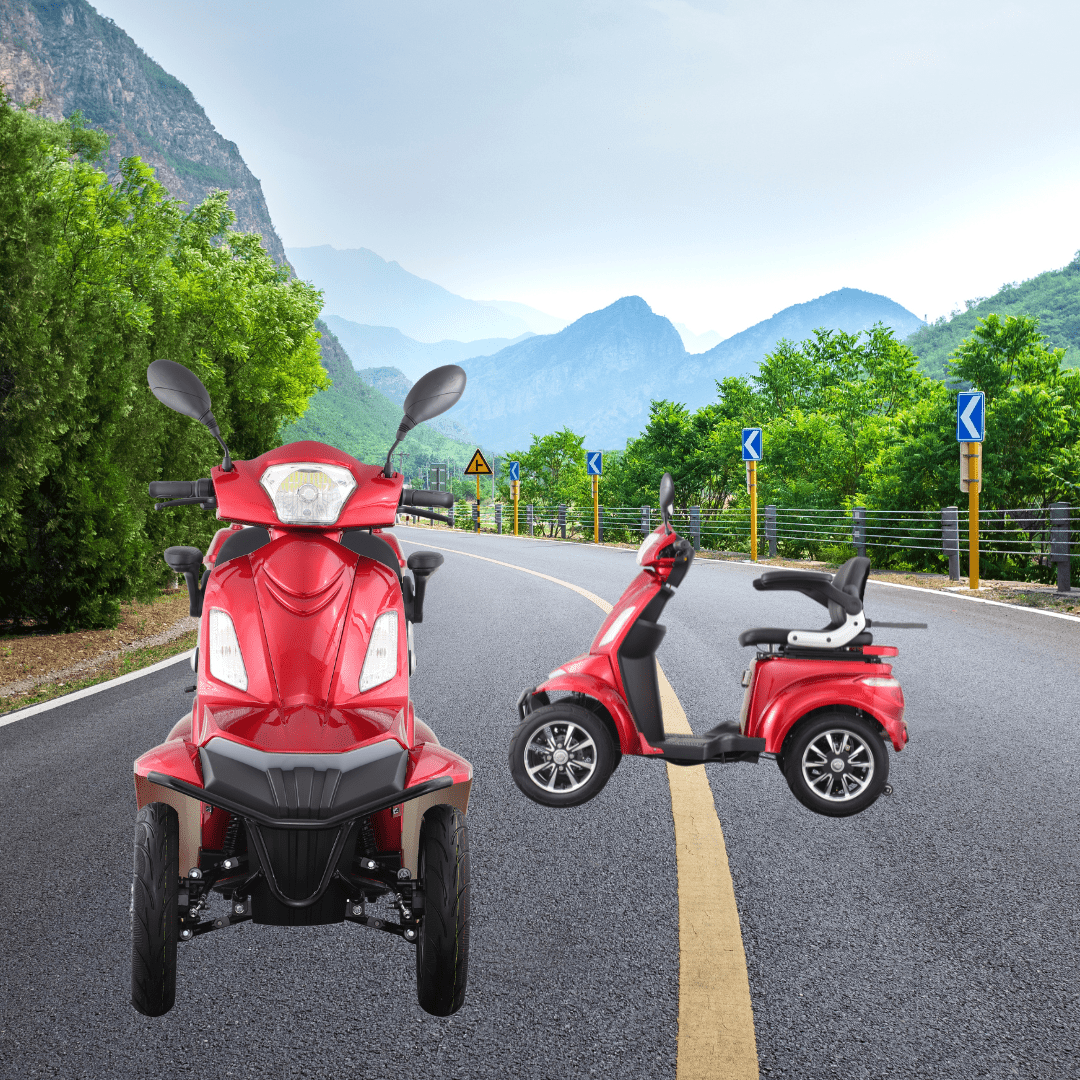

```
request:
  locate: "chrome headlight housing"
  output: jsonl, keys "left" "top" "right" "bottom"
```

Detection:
{"left": 259, "top": 462, "right": 357, "bottom": 525}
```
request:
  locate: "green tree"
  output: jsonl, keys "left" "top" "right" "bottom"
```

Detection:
{"left": 0, "top": 96, "right": 325, "bottom": 629}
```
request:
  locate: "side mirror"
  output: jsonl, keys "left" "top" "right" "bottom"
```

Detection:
{"left": 659, "top": 472, "right": 675, "bottom": 531}
{"left": 147, "top": 359, "right": 214, "bottom": 423}
{"left": 401, "top": 365, "right": 467, "bottom": 432}
{"left": 147, "top": 359, "right": 233, "bottom": 471}
{"left": 385, "top": 365, "right": 466, "bottom": 476}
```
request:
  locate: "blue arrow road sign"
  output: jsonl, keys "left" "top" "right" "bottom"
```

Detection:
{"left": 956, "top": 391, "right": 985, "bottom": 442}
{"left": 741, "top": 428, "right": 762, "bottom": 461}
{"left": 586, "top": 451, "right": 603, "bottom": 475}
{"left": 507, "top": 460, "right": 520, "bottom": 482}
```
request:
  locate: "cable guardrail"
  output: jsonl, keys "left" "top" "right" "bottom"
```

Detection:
{"left": 398, "top": 498, "right": 1077, "bottom": 587}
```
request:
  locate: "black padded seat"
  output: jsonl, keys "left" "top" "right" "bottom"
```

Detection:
{"left": 216, "top": 526, "right": 270, "bottom": 565}
{"left": 340, "top": 529, "right": 402, "bottom": 579}
{"left": 739, "top": 556, "right": 872, "bottom": 650}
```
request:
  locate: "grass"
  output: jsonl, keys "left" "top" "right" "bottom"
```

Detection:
{"left": 0, "top": 630, "right": 197, "bottom": 717}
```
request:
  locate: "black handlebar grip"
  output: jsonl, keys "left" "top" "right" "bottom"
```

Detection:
{"left": 149, "top": 480, "right": 194, "bottom": 498}
{"left": 148, "top": 478, "right": 214, "bottom": 499}
{"left": 401, "top": 489, "right": 455, "bottom": 508}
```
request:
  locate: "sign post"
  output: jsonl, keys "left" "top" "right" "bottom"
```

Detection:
{"left": 587, "top": 452, "right": 603, "bottom": 543}
{"left": 956, "top": 391, "right": 985, "bottom": 589}
{"left": 742, "top": 428, "right": 762, "bottom": 561}
{"left": 464, "top": 449, "right": 492, "bottom": 533}
{"left": 508, "top": 461, "right": 521, "bottom": 536}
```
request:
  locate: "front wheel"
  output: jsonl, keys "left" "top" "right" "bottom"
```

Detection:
{"left": 508, "top": 702, "right": 617, "bottom": 808}
{"left": 782, "top": 712, "right": 889, "bottom": 818}
{"left": 416, "top": 805, "right": 470, "bottom": 1016}
{"left": 131, "top": 802, "right": 179, "bottom": 1016}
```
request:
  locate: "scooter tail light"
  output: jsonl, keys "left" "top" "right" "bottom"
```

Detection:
{"left": 360, "top": 611, "right": 399, "bottom": 692}
{"left": 860, "top": 676, "right": 900, "bottom": 688}
{"left": 208, "top": 608, "right": 248, "bottom": 691}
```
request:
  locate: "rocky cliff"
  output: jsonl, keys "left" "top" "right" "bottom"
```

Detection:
{"left": 0, "top": 0, "right": 286, "bottom": 262}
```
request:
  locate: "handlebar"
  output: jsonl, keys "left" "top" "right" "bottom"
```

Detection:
{"left": 149, "top": 479, "right": 214, "bottom": 499}
{"left": 400, "top": 488, "right": 454, "bottom": 509}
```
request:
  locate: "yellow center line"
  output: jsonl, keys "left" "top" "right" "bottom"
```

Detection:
{"left": 399, "top": 531, "right": 759, "bottom": 1079}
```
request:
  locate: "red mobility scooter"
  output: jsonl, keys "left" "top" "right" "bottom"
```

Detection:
{"left": 131, "top": 360, "right": 471, "bottom": 1017}
{"left": 510, "top": 474, "right": 915, "bottom": 817}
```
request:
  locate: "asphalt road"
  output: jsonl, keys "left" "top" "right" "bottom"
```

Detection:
{"left": 1, "top": 527, "right": 1077, "bottom": 1080}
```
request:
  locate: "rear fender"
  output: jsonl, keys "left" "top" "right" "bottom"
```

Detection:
{"left": 751, "top": 677, "right": 908, "bottom": 753}
{"left": 535, "top": 671, "right": 660, "bottom": 756}
{"left": 133, "top": 740, "right": 204, "bottom": 875}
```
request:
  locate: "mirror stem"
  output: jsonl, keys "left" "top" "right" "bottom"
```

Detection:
{"left": 383, "top": 433, "right": 403, "bottom": 478}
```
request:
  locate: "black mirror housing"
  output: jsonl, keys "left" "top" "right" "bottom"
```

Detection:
{"left": 401, "top": 365, "right": 467, "bottom": 431}
{"left": 659, "top": 472, "right": 675, "bottom": 530}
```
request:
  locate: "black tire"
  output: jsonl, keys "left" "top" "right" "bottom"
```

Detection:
{"left": 416, "top": 805, "right": 470, "bottom": 1016}
{"left": 783, "top": 712, "right": 889, "bottom": 818}
{"left": 508, "top": 702, "right": 617, "bottom": 808}
{"left": 131, "top": 802, "right": 180, "bottom": 1016}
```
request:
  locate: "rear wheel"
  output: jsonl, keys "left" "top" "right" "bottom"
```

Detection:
{"left": 783, "top": 712, "right": 889, "bottom": 818}
{"left": 131, "top": 802, "right": 179, "bottom": 1016}
{"left": 509, "top": 702, "right": 617, "bottom": 807}
{"left": 416, "top": 805, "right": 470, "bottom": 1016}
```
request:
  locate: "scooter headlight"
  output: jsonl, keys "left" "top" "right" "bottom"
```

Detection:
{"left": 360, "top": 611, "right": 399, "bottom": 692}
{"left": 208, "top": 608, "right": 248, "bottom": 691}
{"left": 260, "top": 462, "right": 357, "bottom": 525}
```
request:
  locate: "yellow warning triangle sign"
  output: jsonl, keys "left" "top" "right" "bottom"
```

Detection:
{"left": 463, "top": 448, "right": 492, "bottom": 475}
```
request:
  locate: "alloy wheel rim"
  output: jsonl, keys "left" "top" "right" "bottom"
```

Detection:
{"left": 524, "top": 720, "right": 598, "bottom": 793}
{"left": 801, "top": 728, "right": 874, "bottom": 802}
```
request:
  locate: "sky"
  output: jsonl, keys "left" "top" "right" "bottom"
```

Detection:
{"left": 92, "top": 0, "right": 1080, "bottom": 339}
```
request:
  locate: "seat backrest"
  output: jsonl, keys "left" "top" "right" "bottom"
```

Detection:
{"left": 828, "top": 556, "right": 870, "bottom": 623}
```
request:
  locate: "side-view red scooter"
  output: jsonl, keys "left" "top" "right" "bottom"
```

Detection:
{"left": 131, "top": 359, "right": 472, "bottom": 1018}
{"left": 510, "top": 473, "right": 919, "bottom": 817}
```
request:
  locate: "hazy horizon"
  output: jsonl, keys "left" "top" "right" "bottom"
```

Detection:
{"left": 90, "top": 0, "right": 1080, "bottom": 338}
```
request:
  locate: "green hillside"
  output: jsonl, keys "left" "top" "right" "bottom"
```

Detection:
{"left": 907, "top": 253, "right": 1080, "bottom": 377}
{"left": 283, "top": 321, "right": 476, "bottom": 480}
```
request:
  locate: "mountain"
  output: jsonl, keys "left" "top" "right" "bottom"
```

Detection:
{"left": 283, "top": 322, "right": 476, "bottom": 476}
{"left": 286, "top": 244, "right": 559, "bottom": 343}
{"left": 697, "top": 287, "right": 924, "bottom": 379}
{"left": 0, "top": 0, "right": 286, "bottom": 262}
{"left": 453, "top": 296, "right": 689, "bottom": 451}
{"left": 451, "top": 289, "right": 925, "bottom": 452}
{"left": 905, "top": 254, "right": 1080, "bottom": 377}
{"left": 355, "top": 366, "right": 474, "bottom": 443}
{"left": 476, "top": 300, "right": 567, "bottom": 336}
{"left": 674, "top": 323, "right": 723, "bottom": 353}
{"left": 323, "top": 315, "right": 531, "bottom": 383}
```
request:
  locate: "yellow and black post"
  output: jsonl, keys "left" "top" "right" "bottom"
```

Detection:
{"left": 463, "top": 447, "right": 493, "bottom": 534}
{"left": 967, "top": 442, "right": 980, "bottom": 589}
{"left": 749, "top": 459, "right": 758, "bottom": 562}
{"left": 593, "top": 474, "right": 599, "bottom": 543}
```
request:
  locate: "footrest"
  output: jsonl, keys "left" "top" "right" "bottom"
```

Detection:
{"left": 650, "top": 721, "right": 765, "bottom": 763}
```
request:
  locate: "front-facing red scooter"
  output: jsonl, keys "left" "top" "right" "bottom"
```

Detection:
{"left": 510, "top": 473, "right": 918, "bottom": 817}
{"left": 131, "top": 359, "right": 472, "bottom": 1018}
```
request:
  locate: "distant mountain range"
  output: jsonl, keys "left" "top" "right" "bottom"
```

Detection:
{"left": 446, "top": 289, "right": 925, "bottom": 451}
{"left": 286, "top": 245, "right": 563, "bottom": 343}
{"left": 323, "top": 315, "right": 531, "bottom": 383}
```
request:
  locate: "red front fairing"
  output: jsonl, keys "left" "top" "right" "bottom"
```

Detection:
{"left": 210, "top": 442, "right": 402, "bottom": 529}
{"left": 535, "top": 562, "right": 669, "bottom": 755}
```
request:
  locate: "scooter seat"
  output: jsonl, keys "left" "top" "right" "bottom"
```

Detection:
{"left": 740, "top": 556, "right": 872, "bottom": 650}
{"left": 738, "top": 626, "right": 873, "bottom": 648}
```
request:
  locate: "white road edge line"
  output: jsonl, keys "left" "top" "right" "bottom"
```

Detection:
{"left": 0, "top": 649, "right": 195, "bottom": 729}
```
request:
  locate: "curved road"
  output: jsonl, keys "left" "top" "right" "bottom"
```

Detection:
{"left": 0, "top": 527, "right": 1077, "bottom": 1079}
